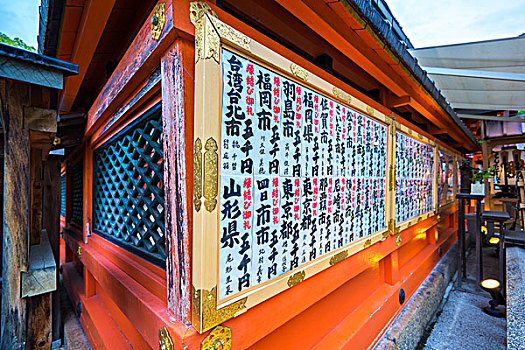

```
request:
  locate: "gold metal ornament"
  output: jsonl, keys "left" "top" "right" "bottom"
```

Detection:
{"left": 287, "top": 271, "right": 306, "bottom": 287}
{"left": 203, "top": 138, "right": 218, "bottom": 212}
{"left": 194, "top": 138, "right": 203, "bottom": 212}
{"left": 389, "top": 165, "right": 395, "bottom": 191}
{"left": 363, "top": 239, "right": 372, "bottom": 249}
{"left": 190, "top": 1, "right": 217, "bottom": 25}
{"left": 332, "top": 87, "right": 352, "bottom": 105}
{"left": 387, "top": 218, "right": 399, "bottom": 236}
{"left": 366, "top": 105, "right": 374, "bottom": 116}
{"left": 290, "top": 63, "right": 309, "bottom": 81}
{"left": 192, "top": 286, "right": 246, "bottom": 333}
{"left": 158, "top": 327, "right": 173, "bottom": 350}
{"left": 151, "top": 3, "right": 166, "bottom": 41}
{"left": 201, "top": 326, "right": 232, "bottom": 350}
{"left": 330, "top": 250, "right": 349, "bottom": 265}
{"left": 396, "top": 234, "right": 402, "bottom": 246}
{"left": 76, "top": 246, "right": 82, "bottom": 258}
{"left": 194, "top": 14, "right": 251, "bottom": 63}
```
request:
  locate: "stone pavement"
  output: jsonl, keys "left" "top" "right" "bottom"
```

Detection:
{"left": 420, "top": 246, "right": 506, "bottom": 350}
{"left": 506, "top": 246, "right": 525, "bottom": 350}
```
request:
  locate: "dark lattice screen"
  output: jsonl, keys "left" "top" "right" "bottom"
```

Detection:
{"left": 61, "top": 174, "right": 66, "bottom": 217}
{"left": 71, "top": 162, "right": 83, "bottom": 225}
{"left": 92, "top": 107, "right": 166, "bottom": 266}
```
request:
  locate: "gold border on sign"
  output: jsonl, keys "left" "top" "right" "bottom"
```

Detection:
{"left": 195, "top": 13, "right": 251, "bottom": 63}
{"left": 192, "top": 286, "right": 247, "bottom": 333}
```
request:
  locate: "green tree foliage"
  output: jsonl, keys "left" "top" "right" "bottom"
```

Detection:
{"left": 0, "top": 32, "right": 36, "bottom": 52}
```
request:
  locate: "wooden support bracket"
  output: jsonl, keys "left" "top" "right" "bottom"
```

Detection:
{"left": 387, "top": 95, "right": 411, "bottom": 108}
{"left": 21, "top": 230, "right": 57, "bottom": 298}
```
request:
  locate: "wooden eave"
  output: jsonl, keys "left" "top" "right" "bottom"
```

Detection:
{"left": 0, "top": 43, "right": 78, "bottom": 90}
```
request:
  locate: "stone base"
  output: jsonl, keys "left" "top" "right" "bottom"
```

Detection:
{"left": 374, "top": 243, "right": 458, "bottom": 350}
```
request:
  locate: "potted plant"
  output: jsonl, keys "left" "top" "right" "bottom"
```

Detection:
{"left": 471, "top": 167, "right": 493, "bottom": 195}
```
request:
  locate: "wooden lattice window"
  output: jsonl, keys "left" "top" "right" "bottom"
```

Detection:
{"left": 70, "top": 162, "right": 83, "bottom": 226}
{"left": 61, "top": 174, "right": 66, "bottom": 217}
{"left": 92, "top": 106, "right": 166, "bottom": 266}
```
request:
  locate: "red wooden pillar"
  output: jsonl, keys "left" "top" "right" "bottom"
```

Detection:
{"left": 161, "top": 37, "right": 194, "bottom": 323}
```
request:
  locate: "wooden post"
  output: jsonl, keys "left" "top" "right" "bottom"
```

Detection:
{"left": 42, "top": 155, "right": 62, "bottom": 344}
{"left": 161, "top": 38, "right": 193, "bottom": 323}
{"left": 381, "top": 251, "right": 399, "bottom": 285}
{"left": 0, "top": 78, "right": 30, "bottom": 349}
{"left": 482, "top": 140, "right": 491, "bottom": 209}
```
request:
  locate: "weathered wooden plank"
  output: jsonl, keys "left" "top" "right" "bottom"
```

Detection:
{"left": 0, "top": 57, "right": 64, "bottom": 89}
{"left": 0, "top": 78, "right": 30, "bottom": 349}
{"left": 30, "top": 147, "right": 43, "bottom": 245}
{"left": 21, "top": 231, "right": 57, "bottom": 298}
{"left": 161, "top": 38, "right": 193, "bottom": 323}
{"left": 26, "top": 293, "right": 52, "bottom": 350}
{"left": 42, "top": 155, "right": 62, "bottom": 343}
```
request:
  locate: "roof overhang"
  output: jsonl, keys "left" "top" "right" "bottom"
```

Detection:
{"left": 0, "top": 43, "right": 78, "bottom": 89}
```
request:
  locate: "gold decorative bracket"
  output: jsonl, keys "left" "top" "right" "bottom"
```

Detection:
{"left": 290, "top": 63, "right": 309, "bottom": 81}
{"left": 332, "top": 87, "right": 352, "bottom": 105}
{"left": 287, "top": 271, "right": 306, "bottom": 287}
{"left": 194, "top": 138, "right": 203, "bottom": 212}
{"left": 363, "top": 239, "right": 372, "bottom": 249}
{"left": 151, "top": 3, "right": 166, "bottom": 41}
{"left": 158, "top": 327, "right": 173, "bottom": 350}
{"left": 190, "top": 1, "right": 217, "bottom": 25}
{"left": 366, "top": 105, "right": 375, "bottom": 116}
{"left": 329, "top": 250, "right": 349, "bottom": 265}
{"left": 192, "top": 286, "right": 247, "bottom": 333}
{"left": 201, "top": 326, "right": 232, "bottom": 350}
{"left": 194, "top": 10, "right": 251, "bottom": 63}
{"left": 389, "top": 164, "right": 395, "bottom": 191}
{"left": 388, "top": 218, "right": 399, "bottom": 236}
{"left": 203, "top": 138, "right": 218, "bottom": 212}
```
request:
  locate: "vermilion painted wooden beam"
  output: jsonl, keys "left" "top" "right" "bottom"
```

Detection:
{"left": 275, "top": 0, "right": 407, "bottom": 97}
{"left": 388, "top": 95, "right": 411, "bottom": 108}
{"left": 428, "top": 125, "right": 447, "bottom": 135}
{"left": 59, "top": 0, "right": 116, "bottom": 112}
{"left": 86, "top": 0, "right": 176, "bottom": 134}
{"left": 278, "top": 0, "right": 469, "bottom": 147}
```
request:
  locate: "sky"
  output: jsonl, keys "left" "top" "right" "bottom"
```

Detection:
{"left": 0, "top": 0, "right": 40, "bottom": 49}
{"left": 387, "top": 0, "right": 525, "bottom": 48}
{"left": 0, "top": 0, "right": 524, "bottom": 50}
